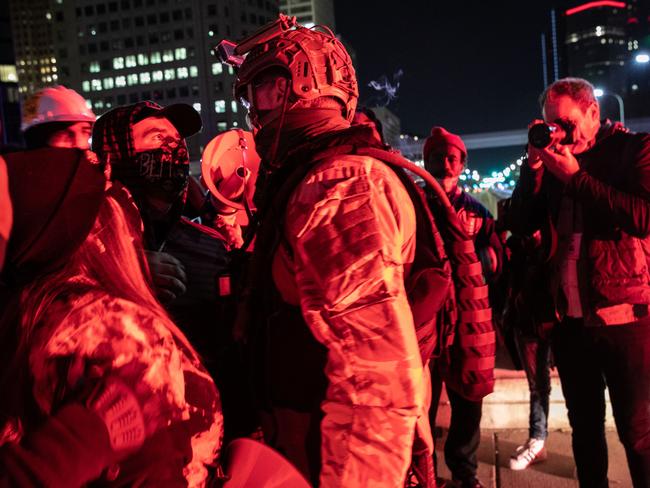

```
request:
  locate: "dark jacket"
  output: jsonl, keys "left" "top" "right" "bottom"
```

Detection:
{"left": 509, "top": 126, "right": 650, "bottom": 326}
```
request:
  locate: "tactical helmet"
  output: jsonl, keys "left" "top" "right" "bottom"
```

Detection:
{"left": 21, "top": 85, "right": 96, "bottom": 132}
{"left": 230, "top": 15, "right": 358, "bottom": 123}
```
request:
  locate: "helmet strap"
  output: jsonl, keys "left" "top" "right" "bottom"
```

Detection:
{"left": 265, "top": 82, "right": 292, "bottom": 168}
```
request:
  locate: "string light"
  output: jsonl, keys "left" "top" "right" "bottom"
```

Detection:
{"left": 460, "top": 157, "right": 524, "bottom": 193}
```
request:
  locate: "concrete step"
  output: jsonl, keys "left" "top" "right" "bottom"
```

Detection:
{"left": 435, "top": 369, "right": 615, "bottom": 430}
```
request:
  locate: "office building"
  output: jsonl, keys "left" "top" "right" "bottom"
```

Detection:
{"left": 542, "top": 1, "right": 650, "bottom": 119}
{"left": 9, "top": 0, "right": 280, "bottom": 157}
{"left": 279, "top": 0, "right": 335, "bottom": 29}
{"left": 0, "top": 1, "right": 20, "bottom": 147}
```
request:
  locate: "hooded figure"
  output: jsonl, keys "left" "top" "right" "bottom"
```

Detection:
{"left": 0, "top": 148, "right": 222, "bottom": 486}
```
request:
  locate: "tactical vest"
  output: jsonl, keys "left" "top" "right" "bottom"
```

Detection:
{"left": 244, "top": 137, "right": 494, "bottom": 411}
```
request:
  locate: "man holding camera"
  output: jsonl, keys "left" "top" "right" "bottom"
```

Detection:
{"left": 510, "top": 77, "right": 650, "bottom": 488}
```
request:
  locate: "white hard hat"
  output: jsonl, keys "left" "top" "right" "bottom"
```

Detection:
{"left": 201, "top": 129, "right": 260, "bottom": 225}
{"left": 21, "top": 85, "right": 96, "bottom": 132}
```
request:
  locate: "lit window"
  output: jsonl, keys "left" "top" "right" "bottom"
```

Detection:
{"left": 137, "top": 54, "right": 149, "bottom": 66}
{"left": 113, "top": 57, "right": 124, "bottom": 69}
{"left": 103, "top": 77, "right": 114, "bottom": 89}
{"left": 94, "top": 100, "right": 104, "bottom": 109}
{"left": 85, "top": 99, "right": 92, "bottom": 109}
{"left": 189, "top": 66, "right": 198, "bottom": 77}
{"left": 46, "top": 12, "right": 52, "bottom": 20}
{"left": 115, "top": 75, "right": 127, "bottom": 87}
{"left": 150, "top": 52, "right": 161, "bottom": 64}
{"left": 82, "top": 80, "right": 90, "bottom": 92}
{"left": 140, "top": 72, "right": 151, "bottom": 84}
{"left": 177, "top": 67, "right": 189, "bottom": 79}
{"left": 50, "top": 57, "right": 56, "bottom": 64}
{"left": 215, "top": 100, "right": 226, "bottom": 113}
{"left": 89, "top": 61, "right": 100, "bottom": 73}
{"left": 164, "top": 69, "right": 175, "bottom": 80}
{"left": 91, "top": 79, "right": 102, "bottom": 91}
{"left": 152, "top": 70, "right": 163, "bottom": 82}
{"left": 212, "top": 63, "right": 223, "bottom": 75}
{"left": 632, "top": 84, "right": 639, "bottom": 91}
{"left": 228, "top": 66, "right": 234, "bottom": 75}
{"left": 193, "top": 102, "right": 201, "bottom": 112}
{"left": 231, "top": 100, "right": 238, "bottom": 113}
{"left": 174, "top": 47, "right": 187, "bottom": 60}
{"left": 52, "top": 74, "right": 58, "bottom": 81}
{"left": 217, "top": 122, "right": 227, "bottom": 131}
{"left": 127, "top": 73, "right": 138, "bottom": 85}
{"left": 162, "top": 50, "right": 174, "bottom": 62}
{"left": 126, "top": 55, "right": 137, "bottom": 68}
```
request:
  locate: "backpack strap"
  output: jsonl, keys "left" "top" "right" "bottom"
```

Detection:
{"left": 351, "top": 148, "right": 496, "bottom": 400}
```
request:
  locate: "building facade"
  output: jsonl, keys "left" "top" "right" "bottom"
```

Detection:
{"left": 9, "top": 0, "right": 280, "bottom": 157}
{"left": 0, "top": 1, "right": 20, "bottom": 148}
{"left": 542, "top": 0, "right": 650, "bottom": 119}
{"left": 279, "top": 0, "right": 335, "bottom": 29}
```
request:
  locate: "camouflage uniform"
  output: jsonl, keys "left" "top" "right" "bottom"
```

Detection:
{"left": 25, "top": 286, "right": 223, "bottom": 486}
{"left": 272, "top": 154, "right": 426, "bottom": 487}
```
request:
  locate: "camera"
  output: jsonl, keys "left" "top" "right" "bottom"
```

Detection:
{"left": 528, "top": 120, "right": 575, "bottom": 149}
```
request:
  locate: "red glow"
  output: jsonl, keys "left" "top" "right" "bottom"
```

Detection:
{"left": 565, "top": 1, "right": 626, "bottom": 16}
{"left": 628, "top": 16, "right": 639, "bottom": 23}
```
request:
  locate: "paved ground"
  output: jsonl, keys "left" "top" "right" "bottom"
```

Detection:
{"left": 432, "top": 344, "right": 633, "bottom": 487}
{"left": 434, "top": 428, "right": 632, "bottom": 487}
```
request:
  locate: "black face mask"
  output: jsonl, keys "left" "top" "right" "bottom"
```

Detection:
{"left": 114, "top": 138, "right": 190, "bottom": 204}
{"left": 111, "top": 138, "right": 190, "bottom": 249}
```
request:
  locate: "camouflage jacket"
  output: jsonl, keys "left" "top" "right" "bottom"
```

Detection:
{"left": 3, "top": 287, "right": 223, "bottom": 487}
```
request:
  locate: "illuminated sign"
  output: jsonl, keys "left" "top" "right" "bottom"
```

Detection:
{"left": 565, "top": 1, "right": 626, "bottom": 16}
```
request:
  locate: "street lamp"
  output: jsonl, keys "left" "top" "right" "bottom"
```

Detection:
{"left": 635, "top": 53, "right": 650, "bottom": 64}
{"left": 594, "top": 87, "right": 625, "bottom": 125}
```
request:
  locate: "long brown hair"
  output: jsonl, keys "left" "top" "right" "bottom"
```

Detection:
{"left": 0, "top": 190, "right": 198, "bottom": 422}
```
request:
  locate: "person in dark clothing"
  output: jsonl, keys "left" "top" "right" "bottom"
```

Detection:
{"left": 509, "top": 77, "right": 650, "bottom": 488}
{"left": 500, "top": 229, "right": 554, "bottom": 470}
{"left": 423, "top": 126, "right": 501, "bottom": 488}
{"left": 91, "top": 102, "right": 252, "bottom": 442}
{"left": 91, "top": 101, "right": 229, "bottom": 352}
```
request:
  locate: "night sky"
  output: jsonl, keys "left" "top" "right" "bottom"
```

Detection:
{"left": 334, "top": 1, "right": 553, "bottom": 172}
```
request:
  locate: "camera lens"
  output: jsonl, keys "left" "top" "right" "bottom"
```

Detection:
{"left": 528, "top": 123, "right": 553, "bottom": 149}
